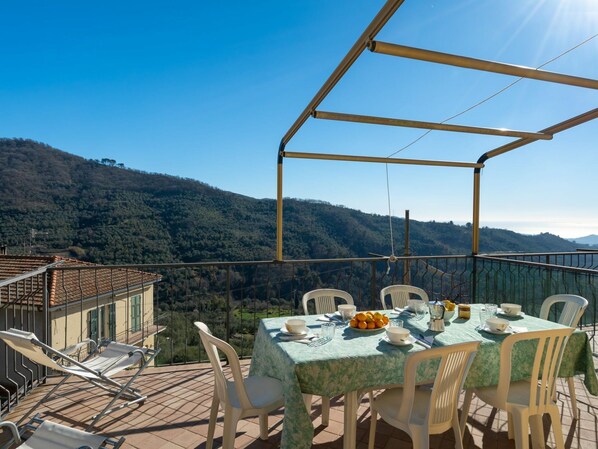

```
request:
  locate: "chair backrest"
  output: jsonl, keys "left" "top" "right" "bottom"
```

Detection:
{"left": 397, "top": 341, "right": 479, "bottom": 429}
{"left": 494, "top": 327, "right": 574, "bottom": 414}
{"left": 540, "top": 294, "right": 588, "bottom": 327}
{"left": 0, "top": 329, "right": 63, "bottom": 372}
{"left": 302, "top": 289, "right": 354, "bottom": 315}
{"left": 379, "top": 285, "right": 429, "bottom": 310}
{"left": 194, "top": 322, "right": 253, "bottom": 410}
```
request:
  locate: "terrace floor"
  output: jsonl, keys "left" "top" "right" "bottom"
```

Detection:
{"left": 1, "top": 358, "right": 598, "bottom": 449}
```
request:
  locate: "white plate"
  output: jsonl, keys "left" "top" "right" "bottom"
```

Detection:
{"left": 497, "top": 308, "right": 525, "bottom": 317}
{"left": 349, "top": 324, "right": 388, "bottom": 333}
{"left": 383, "top": 335, "right": 415, "bottom": 346}
{"left": 482, "top": 325, "right": 513, "bottom": 335}
{"left": 280, "top": 325, "right": 308, "bottom": 336}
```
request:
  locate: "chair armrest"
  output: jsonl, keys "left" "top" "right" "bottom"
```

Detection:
{"left": 62, "top": 339, "right": 98, "bottom": 356}
{"left": 0, "top": 420, "right": 22, "bottom": 444}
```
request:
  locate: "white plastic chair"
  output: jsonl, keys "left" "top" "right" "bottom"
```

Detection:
{"left": 0, "top": 414, "right": 124, "bottom": 449}
{"left": 0, "top": 328, "right": 158, "bottom": 430}
{"left": 195, "top": 322, "right": 284, "bottom": 449}
{"left": 379, "top": 284, "right": 429, "bottom": 310}
{"left": 301, "top": 288, "right": 354, "bottom": 315}
{"left": 540, "top": 294, "right": 588, "bottom": 419}
{"left": 300, "top": 288, "right": 353, "bottom": 425}
{"left": 461, "top": 327, "right": 574, "bottom": 449}
{"left": 368, "top": 341, "right": 480, "bottom": 449}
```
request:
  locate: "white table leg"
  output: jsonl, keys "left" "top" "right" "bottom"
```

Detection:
{"left": 343, "top": 390, "right": 358, "bottom": 449}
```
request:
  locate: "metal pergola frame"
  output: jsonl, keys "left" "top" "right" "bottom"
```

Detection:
{"left": 275, "top": 0, "right": 598, "bottom": 261}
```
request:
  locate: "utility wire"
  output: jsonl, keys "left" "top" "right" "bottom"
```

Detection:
{"left": 382, "top": 31, "right": 598, "bottom": 255}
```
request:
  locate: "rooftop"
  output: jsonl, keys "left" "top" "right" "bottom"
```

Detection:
{"left": 1, "top": 359, "right": 597, "bottom": 449}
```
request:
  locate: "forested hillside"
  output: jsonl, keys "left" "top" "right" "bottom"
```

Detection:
{"left": 0, "top": 138, "right": 578, "bottom": 263}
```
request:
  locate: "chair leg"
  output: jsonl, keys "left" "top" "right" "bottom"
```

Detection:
{"left": 460, "top": 389, "right": 473, "bottom": 435}
{"left": 567, "top": 376, "right": 579, "bottom": 420}
{"left": 206, "top": 393, "right": 219, "bottom": 449}
{"left": 529, "top": 414, "right": 545, "bottom": 449}
{"left": 368, "top": 408, "right": 378, "bottom": 449}
{"left": 222, "top": 406, "right": 242, "bottom": 449}
{"left": 410, "top": 427, "right": 429, "bottom": 449}
{"left": 321, "top": 396, "right": 330, "bottom": 426}
{"left": 548, "top": 406, "right": 566, "bottom": 449}
{"left": 507, "top": 412, "right": 514, "bottom": 440}
{"left": 511, "top": 408, "right": 530, "bottom": 449}
{"left": 452, "top": 413, "right": 465, "bottom": 449}
{"left": 259, "top": 413, "right": 269, "bottom": 440}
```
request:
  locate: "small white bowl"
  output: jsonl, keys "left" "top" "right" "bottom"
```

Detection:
{"left": 486, "top": 317, "right": 509, "bottom": 332}
{"left": 500, "top": 303, "right": 522, "bottom": 316}
{"left": 386, "top": 327, "right": 411, "bottom": 344}
{"left": 338, "top": 304, "right": 357, "bottom": 320}
{"left": 443, "top": 309, "right": 455, "bottom": 322}
{"left": 285, "top": 319, "right": 307, "bottom": 334}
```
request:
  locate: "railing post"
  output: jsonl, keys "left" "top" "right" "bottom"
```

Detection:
{"left": 42, "top": 271, "right": 49, "bottom": 383}
{"left": 471, "top": 255, "right": 478, "bottom": 304}
{"left": 371, "top": 261, "right": 377, "bottom": 309}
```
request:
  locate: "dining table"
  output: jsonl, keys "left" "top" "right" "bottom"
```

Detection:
{"left": 250, "top": 304, "right": 598, "bottom": 449}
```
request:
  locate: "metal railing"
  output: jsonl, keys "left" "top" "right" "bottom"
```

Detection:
{"left": 1, "top": 251, "right": 597, "bottom": 417}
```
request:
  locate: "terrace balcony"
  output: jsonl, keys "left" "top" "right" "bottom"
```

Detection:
{"left": 1, "top": 251, "right": 597, "bottom": 448}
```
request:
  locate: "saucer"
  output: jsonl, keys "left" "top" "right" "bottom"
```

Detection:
{"left": 481, "top": 325, "right": 513, "bottom": 335}
{"left": 383, "top": 335, "right": 414, "bottom": 346}
{"left": 280, "top": 325, "right": 308, "bottom": 336}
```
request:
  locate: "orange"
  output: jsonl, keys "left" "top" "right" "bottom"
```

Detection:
{"left": 355, "top": 312, "right": 367, "bottom": 322}
{"left": 367, "top": 321, "right": 376, "bottom": 329}
{"left": 358, "top": 321, "right": 368, "bottom": 329}
{"left": 382, "top": 315, "right": 389, "bottom": 325}
{"left": 375, "top": 319, "right": 385, "bottom": 328}
{"left": 349, "top": 319, "right": 358, "bottom": 328}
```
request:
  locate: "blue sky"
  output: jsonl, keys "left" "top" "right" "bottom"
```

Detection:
{"left": 1, "top": 0, "right": 597, "bottom": 238}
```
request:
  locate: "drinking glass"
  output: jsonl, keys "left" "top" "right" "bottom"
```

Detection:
{"left": 389, "top": 319, "right": 404, "bottom": 328}
{"left": 414, "top": 306, "right": 426, "bottom": 321}
{"left": 485, "top": 303, "right": 497, "bottom": 317}
{"left": 320, "top": 322, "right": 336, "bottom": 339}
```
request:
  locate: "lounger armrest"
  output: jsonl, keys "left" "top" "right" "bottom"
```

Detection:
{"left": 0, "top": 421, "right": 22, "bottom": 444}
{"left": 62, "top": 339, "right": 98, "bottom": 356}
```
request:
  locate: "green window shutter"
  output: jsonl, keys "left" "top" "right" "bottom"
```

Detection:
{"left": 89, "top": 309, "right": 98, "bottom": 341}
{"left": 108, "top": 303, "right": 116, "bottom": 341}
{"left": 131, "top": 295, "right": 141, "bottom": 333}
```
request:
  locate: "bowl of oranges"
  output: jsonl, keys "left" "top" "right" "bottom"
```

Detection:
{"left": 349, "top": 311, "right": 389, "bottom": 332}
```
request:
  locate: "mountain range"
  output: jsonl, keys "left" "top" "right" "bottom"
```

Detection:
{"left": 567, "top": 235, "right": 598, "bottom": 246}
{"left": 0, "top": 138, "right": 581, "bottom": 264}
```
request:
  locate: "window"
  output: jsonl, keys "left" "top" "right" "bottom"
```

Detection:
{"left": 89, "top": 307, "right": 105, "bottom": 341}
{"left": 131, "top": 295, "right": 141, "bottom": 333}
{"left": 108, "top": 303, "right": 116, "bottom": 341}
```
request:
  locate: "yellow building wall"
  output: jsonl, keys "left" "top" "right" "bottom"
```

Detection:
{"left": 50, "top": 285, "right": 156, "bottom": 351}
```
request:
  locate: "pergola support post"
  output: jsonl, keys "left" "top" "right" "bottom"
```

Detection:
{"left": 276, "top": 145, "right": 284, "bottom": 261}
{"left": 472, "top": 167, "right": 482, "bottom": 255}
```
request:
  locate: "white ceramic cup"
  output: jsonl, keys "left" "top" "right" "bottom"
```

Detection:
{"left": 500, "top": 303, "right": 522, "bottom": 316}
{"left": 386, "top": 326, "right": 411, "bottom": 344}
{"left": 285, "top": 318, "right": 307, "bottom": 334}
{"left": 486, "top": 317, "right": 509, "bottom": 332}
{"left": 338, "top": 304, "right": 357, "bottom": 322}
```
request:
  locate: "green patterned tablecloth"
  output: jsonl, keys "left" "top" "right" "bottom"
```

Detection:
{"left": 250, "top": 305, "right": 597, "bottom": 449}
